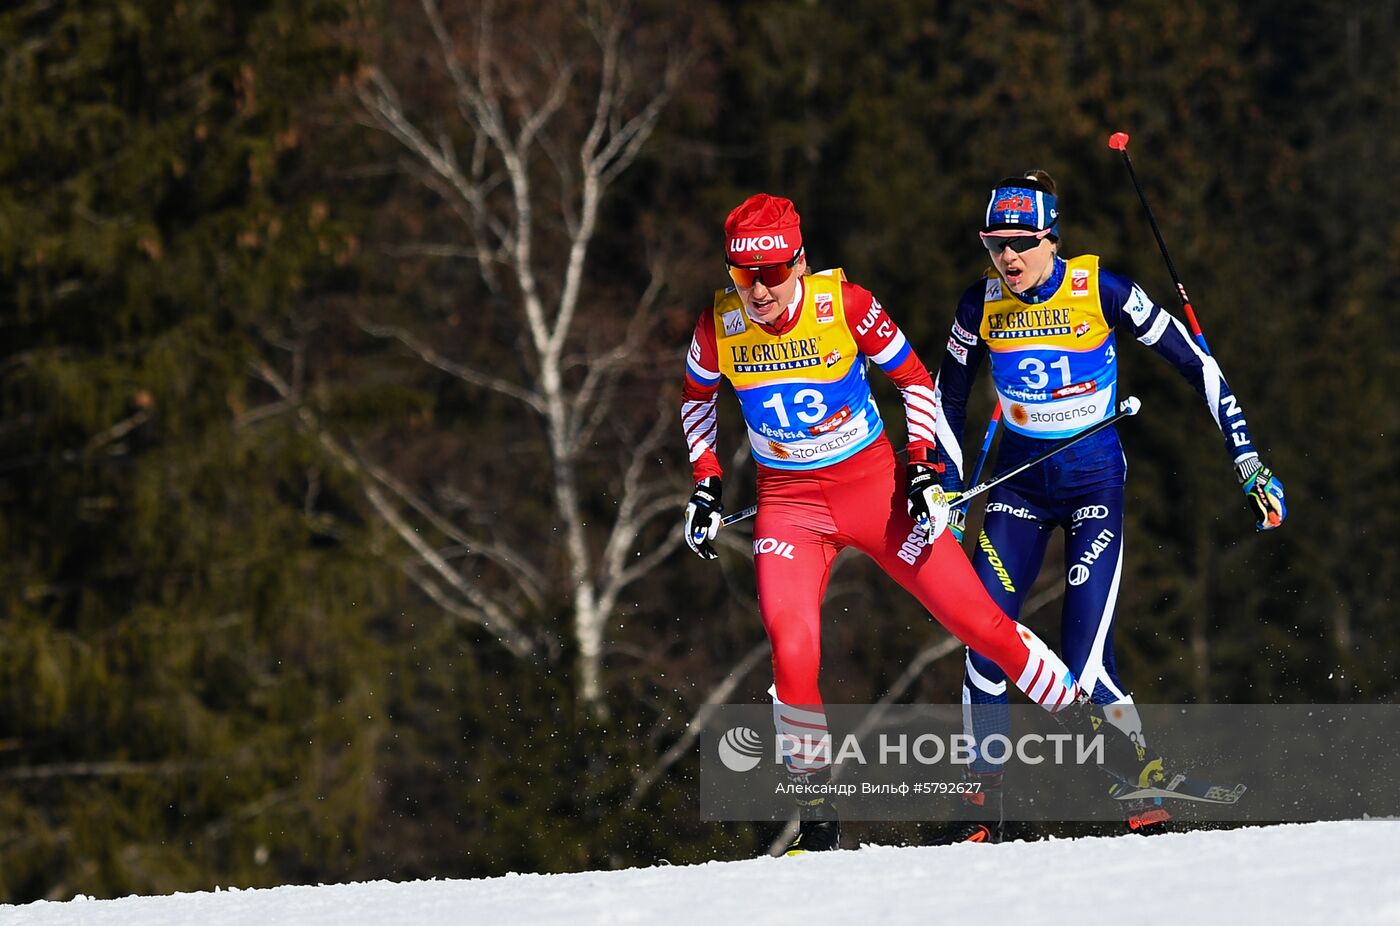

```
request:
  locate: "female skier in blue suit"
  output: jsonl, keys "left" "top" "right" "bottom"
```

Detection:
{"left": 932, "top": 171, "right": 1287, "bottom": 842}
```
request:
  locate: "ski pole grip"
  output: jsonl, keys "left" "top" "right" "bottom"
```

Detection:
{"left": 720, "top": 504, "right": 758, "bottom": 528}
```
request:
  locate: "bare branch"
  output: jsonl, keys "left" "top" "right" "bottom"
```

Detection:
{"left": 235, "top": 399, "right": 298, "bottom": 428}
{"left": 82, "top": 408, "right": 152, "bottom": 454}
{"left": 354, "top": 462, "right": 537, "bottom": 659}
{"left": 201, "top": 787, "right": 298, "bottom": 842}
{"left": 1021, "top": 582, "right": 1067, "bottom": 622}
{"left": 0, "top": 760, "right": 194, "bottom": 781}
{"left": 579, "top": 3, "right": 622, "bottom": 168}
{"left": 357, "top": 318, "right": 546, "bottom": 414}
{"left": 345, "top": 437, "right": 540, "bottom": 652}
{"left": 378, "top": 242, "right": 492, "bottom": 262}
{"left": 627, "top": 642, "right": 769, "bottom": 807}
{"left": 610, "top": 518, "right": 687, "bottom": 590}
{"left": 248, "top": 361, "right": 537, "bottom": 660}
{"left": 437, "top": 24, "right": 548, "bottom": 360}
{"left": 419, "top": 0, "right": 486, "bottom": 122}
{"left": 516, "top": 60, "right": 574, "bottom": 153}
{"left": 399, "top": 562, "right": 536, "bottom": 660}
{"left": 349, "top": 443, "right": 548, "bottom": 610}
{"left": 848, "top": 634, "right": 965, "bottom": 745}
{"left": 357, "top": 70, "right": 489, "bottom": 223}
{"left": 403, "top": 158, "right": 510, "bottom": 249}
{"left": 568, "top": 267, "right": 669, "bottom": 451}
{"left": 349, "top": 0, "right": 689, "bottom": 712}
{"left": 603, "top": 483, "right": 690, "bottom": 593}
{"left": 599, "top": 399, "right": 684, "bottom": 597}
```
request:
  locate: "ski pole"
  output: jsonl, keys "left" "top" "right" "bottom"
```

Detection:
{"left": 950, "top": 396, "right": 1140, "bottom": 506}
{"left": 955, "top": 403, "right": 1002, "bottom": 517}
{"left": 720, "top": 397, "right": 1141, "bottom": 528}
{"left": 1108, "top": 132, "right": 1212, "bottom": 355}
{"left": 719, "top": 505, "right": 757, "bottom": 529}
{"left": 1111, "top": 132, "right": 1283, "bottom": 531}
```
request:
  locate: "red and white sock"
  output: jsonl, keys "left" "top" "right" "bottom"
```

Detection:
{"left": 770, "top": 686, "right": 831, "bottom": 776}
{"left": 1011, "top": 624, "right": 1081, "bottom": 712}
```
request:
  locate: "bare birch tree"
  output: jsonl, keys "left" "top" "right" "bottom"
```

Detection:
{"left": 347, "top": 0, "right": 705, "bottom": 713}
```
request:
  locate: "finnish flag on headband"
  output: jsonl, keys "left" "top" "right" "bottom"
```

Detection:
{"left": 984, "top": 185, "right": 1059, "bottom": 236}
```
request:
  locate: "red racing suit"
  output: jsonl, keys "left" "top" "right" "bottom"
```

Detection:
{"left": 681, "top": 270, "right": 1080, "bottom": 773}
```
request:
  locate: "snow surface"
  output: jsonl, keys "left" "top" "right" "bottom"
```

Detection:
{"left": 6, "top": 822, "right": 1400, "bottom": 926}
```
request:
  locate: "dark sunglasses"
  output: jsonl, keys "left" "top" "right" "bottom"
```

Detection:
{"left": 980, "top": 228, "right": 1054, "bottom": 254}
{"left": 726, "top": 253, "right": 800, "bottom": 289}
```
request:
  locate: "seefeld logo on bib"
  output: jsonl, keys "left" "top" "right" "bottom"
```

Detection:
{"left": 728, "top": 234, "right": 790, "bottom": 254}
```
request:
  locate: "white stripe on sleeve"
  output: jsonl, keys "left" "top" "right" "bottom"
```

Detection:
{"left": 870, "top": 330, "right": 908, "bottom": 367}
{"left": 900, "top": 383, "right": 938, "bottom": 446}
{"left": 681, "top": 398, "right": 718, "bottom": 463}
{"left": 686, "top": 352, "right": 721, "bottom": 385}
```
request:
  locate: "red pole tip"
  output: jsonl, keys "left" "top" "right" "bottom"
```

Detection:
{"left": 1108, "top": 132, "right": 1130, "bottom": 151}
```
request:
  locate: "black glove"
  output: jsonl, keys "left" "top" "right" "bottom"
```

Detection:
{"left": 905, "top": 463, "right": 951, "bottom": 543}
{"left": 684, "top": 477, "right": 723, "bottom": 560}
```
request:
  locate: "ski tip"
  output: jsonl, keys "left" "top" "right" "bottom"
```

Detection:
{"left": 1219, "top": 784, "right": 1247, "bottom": 803}
{"left": 1108, "top": 132, "right": 1130, "bottom": 151}
{"left": 1121, "top": 396, "right": 1142, "bottom": 416}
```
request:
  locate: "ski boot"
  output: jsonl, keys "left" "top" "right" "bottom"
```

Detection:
{"left": 785, "top": 817, "right": 841, "bottom": 854}
{"left": 1054, "top": 693, "right": 1169, "bottom": 790}
{"left": 934, "top": 770, "right": 1004, "bottom": 845}
{"left": 783, "top": 768, "right": 841, "bottom": 855}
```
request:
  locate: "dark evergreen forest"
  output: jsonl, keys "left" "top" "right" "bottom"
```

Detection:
{"left": 2, "top": 0, "right": 1395, "bottom": 901}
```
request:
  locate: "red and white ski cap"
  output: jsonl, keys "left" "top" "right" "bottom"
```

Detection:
{"left": 724, "top": 193, "right": 803, "bottom": 266}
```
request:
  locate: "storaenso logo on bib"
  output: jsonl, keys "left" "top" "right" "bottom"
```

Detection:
{"left": 999, "top": 391, "right": 1110, "bottom": 434}
{"left": 766, "top": 429, "right": 860, "bottom": 462}
{"left": 1027, "top": 402, "right": 1102, "bottom": 424}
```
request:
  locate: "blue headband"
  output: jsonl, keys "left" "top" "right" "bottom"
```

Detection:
{"left": 984, "top": 185, "right": 1059, "bottom": 236}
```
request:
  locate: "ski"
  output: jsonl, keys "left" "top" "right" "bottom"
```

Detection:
{"left": 1110, "top": 774, "right": 1247, "bottom": 805}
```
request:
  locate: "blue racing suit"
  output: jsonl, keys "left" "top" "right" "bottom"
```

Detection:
{"left": 933, "top": 254, "right": 1260, "bottom": 769}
